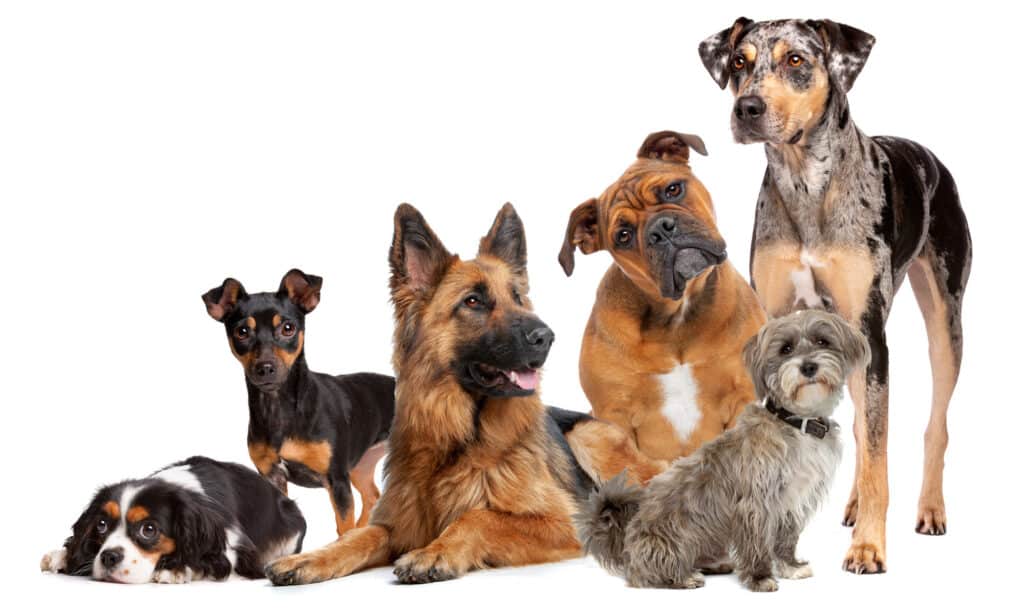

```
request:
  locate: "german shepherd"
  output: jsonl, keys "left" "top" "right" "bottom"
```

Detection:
{"left": 264, "top": 203, "right": 665, "bottom": 585}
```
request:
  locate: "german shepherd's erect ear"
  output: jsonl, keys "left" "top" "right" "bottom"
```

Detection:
{"left": 389, "top": 203, "right": 455, "bottom": 315}
{"left": 478, "top": 203, "right": 528, "bottom": 279}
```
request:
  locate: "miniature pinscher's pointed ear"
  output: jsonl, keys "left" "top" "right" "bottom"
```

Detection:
{"left": 637, "top": 131, "right": 708, "bottom": 163}
{"left": 278, "top": 269, "right": 323, "bottom": 313}
{"left": 807, "top": 19, "right": 876, "bottom": 92}
{"left": 699, "top": 17, "right": 753, "bottom": 89}
{"left": 479, "top": 203, "right": 527, "bottom": 277}
{"left": 390, "top": 203, "right": 454, "bottom": 297}
{"left": 202, "top": 278, "right": 246, "bottom": 322}
{"left": 558, "top": 198, "right": 600, "bottom": 277}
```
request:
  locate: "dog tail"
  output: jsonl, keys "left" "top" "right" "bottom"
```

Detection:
{"left": 574, "top": 472, "right": 643, "bottom": 575}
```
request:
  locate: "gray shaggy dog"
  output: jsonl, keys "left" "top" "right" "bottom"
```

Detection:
{"left": 576, "top": 310, "right": 869, "bottom": 591}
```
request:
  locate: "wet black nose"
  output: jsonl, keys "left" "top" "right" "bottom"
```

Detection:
{"left": 100, "top": 548, "right": 124, "bottom": 570}
{"left": 800, "top": 362, "right": 819, "bottom": 378}
{"left": 647, "top": 216, "right": 677, "bottom": 246}
{"left": 734, "top": 96, "right": 766, "bottom": 121}
{"left": 254, "top": 361, "right": 276, "bottom": 377}
{"left": 524, "top": 326, "right": 554, "bottom": 351}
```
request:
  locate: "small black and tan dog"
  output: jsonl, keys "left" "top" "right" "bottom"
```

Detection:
{"left": 203, "top": 269, "right": 395, "bottom": 536}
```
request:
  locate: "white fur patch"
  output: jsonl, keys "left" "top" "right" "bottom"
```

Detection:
{"left": 41, "top": 548, "right": 66, "bottom": 572}
{"left": 151, "top": 465, "right": 204, "bottom": 495}
{"left": 657, "top": 364, "right": 702, "bottom": 443}
{"left": 153, "top": 567, "right": 199, "bottom": 584}
{"left": 790, "top": 249, "right": 824, "bottom": 309}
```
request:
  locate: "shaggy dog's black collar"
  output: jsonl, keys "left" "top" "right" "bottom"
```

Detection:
{"left": 764, "top": 399, "right": 834, "bottom": 439}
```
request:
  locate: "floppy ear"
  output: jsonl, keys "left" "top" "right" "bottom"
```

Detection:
{"left": 278, "top": 268, "right": 323, "bottom": 313}
{"left": 698, "top": 17, "right": 753, "bottom": 89}
{"left": 479, "top": 203, "right": 527, "bottom": 277}
{"left": 170, "top": 492, "right": 231, "bottom": 580}
{"left": 742, "top": 328, "right": 769, "bottom": 400}
{"left": 637, "top": 131, "right": 708, "bottom": 163}
{"left": 60, "top": 497, "right": 105, "bottom": 576}
{"left": 833, "top": 315, "right": 872, "bottom": 370}
{"left": 807, "top": 19, "right": 876, "bottom": 92}
{"left": 558, "top": 198, "right": 600, "bottom": 277}
{"left": 201, "top": 278, "right": 246, "bottom": 322}
{"left": 389, "top": 203, "right": 454, "bottom": 297}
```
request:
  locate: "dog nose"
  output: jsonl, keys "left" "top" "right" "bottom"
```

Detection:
{"left": 647, "top": 215, "right": 678, "bottom": 246}
{"left": 800, "top": 362, "right": 818, "bottom": 378}
{"left": 734, "top": 96, "right": 766, "bottom": 121}
{"left": 254, "top": 361, "right": 276, "bottom": 377}
{"left": 524, "top": 326, "right": 554, "bottom": 351}
{"left": 100, "top": 548, "right": 124, "bottom": 570}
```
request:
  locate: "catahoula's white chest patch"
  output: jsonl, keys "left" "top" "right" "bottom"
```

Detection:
{"left": 657, "top": 364, "right": 702, "bottom": 443}
{"left": 790, "top": 248, "right": 825, "bottom": 309}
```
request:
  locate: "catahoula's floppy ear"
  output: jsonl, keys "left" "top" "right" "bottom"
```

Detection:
{"left": 806, "top": 19, "right": 876, "bottom": 92}
{"left": 698, "top": 17, "right": 753, "bottom": 89}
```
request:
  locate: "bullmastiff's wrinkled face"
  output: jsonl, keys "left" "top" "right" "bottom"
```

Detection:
{"left": 559, "top": 131, "right": 726, "bottom": 302}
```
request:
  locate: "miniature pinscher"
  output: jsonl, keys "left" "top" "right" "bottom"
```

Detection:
{"left": 203, "top": 269, "right": 395, "bottom": 535}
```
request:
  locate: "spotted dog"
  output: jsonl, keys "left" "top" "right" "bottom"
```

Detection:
{"left": 699, "top": 18, "right": 972, "bottom": 573}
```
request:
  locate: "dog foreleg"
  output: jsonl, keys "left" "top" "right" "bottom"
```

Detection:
{"left": 564, "top": 420, "right": 668, "bottom": 486}
{"left": 773, "top": 518, "right": 812, "bottom": 580}
{"left": 392, "top": 509, "right": 580, "bottom": 584}
{"left": 264, "top": 525, "right": 392, "bottom": 586}
{"left": 844, "top": 364, "right": 889, "bottom": 574}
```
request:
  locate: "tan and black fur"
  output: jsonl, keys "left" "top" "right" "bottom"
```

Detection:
{"left": 559, "top": 131, "right": 766, "bottom": 460}
{"left": 264, "top": 203, "right": 664, "bottom": 586}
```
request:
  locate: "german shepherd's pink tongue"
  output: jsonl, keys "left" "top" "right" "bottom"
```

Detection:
{"left": 505, "top": 369, "right": 539, "bottom": 391}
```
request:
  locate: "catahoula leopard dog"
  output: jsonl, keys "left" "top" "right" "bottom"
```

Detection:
{"left": 559, "top": 131, "right": 766, "bottom": 462}
{"left": 698, "top": 18, "right": 972, "bottom": 573}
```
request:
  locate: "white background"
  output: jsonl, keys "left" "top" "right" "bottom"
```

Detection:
{"left": 2, "top": 1, "right": 1019, "bottom": 611}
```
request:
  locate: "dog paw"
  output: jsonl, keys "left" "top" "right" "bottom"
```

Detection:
{"left": 40, "top": 549, "right": 66, "bottom": 573}
{"left": 265, "top": 552, "right": 331, "bottom": 586}
{"left": 842, "top": 543, "right": 886, "bottom": 574}
{"left": 842, "top": 498, "right": 858, "bottom": 527}
{"left": 916, "top": 504, "right": 947, "bottom": 536}
{"left": 699, "top": 561, "right": 733, "bottom": 575}
{"left": 746, "top": 576, "right": 779, "bottom": 592}
{"left": 153, "top": 567, "right": 196, "bottom": 584}
{"left": 629, "top": 571, "right": 705, "bottom": 589}
{"left": 393, "top": 548, "right": 462, "bottom": 584}
{"left": 777, "top": 561, "right": 813, "bottom": 580}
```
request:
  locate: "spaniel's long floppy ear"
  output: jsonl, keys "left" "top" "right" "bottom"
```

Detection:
{"left": 807, "top": 19, "right": 876, "bottom": 93}
{"left": 60, "top": 491, "right": 111, "bottom": 576}
{"left": 638, "top": 131, "right": 708, "bottom": 164}
{"left": 389, "top": 203, "right": 454, "bottom": 299}
{"left": 479, "top": 203, "right": 527, "bottom": 278}
{"left": 742, "top": 327, "right": 769, "bottom": 400}
{"left": 698, "top": 17, "right": 753, "bottom": 89}
{"left": 277, "top": 269, "right": 323, "bottom": 313}
{"left": 168, "top": 491, "right": 231, "bottom": 580}
{"left": 202, "top": 278, "right": 246, "bottom": 322}
{"left": 558, "top": 198, "right": 599, "bottom": 277}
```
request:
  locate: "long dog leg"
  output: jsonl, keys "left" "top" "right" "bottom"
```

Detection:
{"left": 265, "top": 525, "right": 392, "bottom": 586}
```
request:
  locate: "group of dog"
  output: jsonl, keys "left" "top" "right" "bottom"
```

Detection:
{"left": 40, "top": 18, "right": 971, "bottom": 592}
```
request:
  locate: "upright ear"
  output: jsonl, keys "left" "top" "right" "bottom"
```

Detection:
{"left": 479, "top": 203, "right": 527, "bottom": 277}
{"left": 807, "top": 19, "right": 876, "bottom": 92}
{"left": 558, "top": 198, "right": 599, "bottom": 277}
{"left": 637, "top": 131, "right": 708, "bottom": 163}
{"left": 742, "top": 328, "right": 769, "bottom": 400}
{"left": 389, "top": 203, "right": 453, "bottom": 297}
{"left": 698, "top": 17, "right": 753, "bottom": 89}
{"left": 278, "top": 269, "right": 323, "bottom": 313}
{"left": 202, "top": 278, "right": 246, "bottom": 322}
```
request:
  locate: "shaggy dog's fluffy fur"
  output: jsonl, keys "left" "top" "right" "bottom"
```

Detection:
{"left": 577, "top": 310, "right": 869, "bottom": 591}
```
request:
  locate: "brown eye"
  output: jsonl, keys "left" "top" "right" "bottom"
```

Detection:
{"left": 780, "top": 343, "right": 793, "bottom": 356}
{"left": 96, "top": 519, "right": 109, "bottom": 535}
{"left": 816, "top": 337, "right": 830, "bottom": 348}
{"left": 615, "top": 229, "right": 633, "bottom": 246}
{"left": 732, "top": 55, "right": 746, "bottom": 71}
{"left": 138, "top": 522, "right": 157, "bottom": 541}
{"left": 463, "top": 295, "right": 481, "bottom": 308}
{"left": 280, "top": 321, "right": 296, "bottom": 337}
{"left": 234, "top": 326, "right": 250, "bottom": 341}
{"left": 788, "top": 54, "right": 803, "bottom": 67}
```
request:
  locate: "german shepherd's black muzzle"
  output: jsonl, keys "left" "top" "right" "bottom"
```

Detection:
{"left": 456, "top": 316, "right": 554, "bottom": 397}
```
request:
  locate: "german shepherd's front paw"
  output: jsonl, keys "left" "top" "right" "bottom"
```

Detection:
{"left": 265, "top": 552, "right": 334, "bottom": 586}
{"left": 842, "top": 542, "right": 886, "bottom": 574}
{"left": 393, "top": 548, "right": 463, "bottom": 584}
{"left": 916, "top": 503, "right": 947, "bottom": 536}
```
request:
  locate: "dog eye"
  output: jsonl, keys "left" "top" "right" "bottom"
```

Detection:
{"left": 463, "top": 295, "right": 482, "bottom": 309}
{"left": 780, "top": 343, "right": 793, "bottom": 356}
{"left": 661, "top": 181, "right": 686, "bottom": 202}
{"left": 234, "top": 326, "right": 250, "bottom": 341}
{"left": 816, "top": 337, "right": 830, "bottom": 348}
{"left": 96, "top": 519, "right": 109, "bottom": 534}
{"left": 615, "top": 229, "right": 633, "bottom": 246}
{"left": 280, "top": 321, "right": 297, "bottom": 337}
{"left": 138, "top": 522, "right": 157, "bottom": 541}
{"left": 732, "top": 55, "right": 746, "bottom": 71}
{"left": 788, "top": 54, "right": 803, "bottom": 67}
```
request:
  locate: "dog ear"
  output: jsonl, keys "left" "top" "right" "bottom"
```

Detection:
{"left": 60, "top": 493, "right": 108, "bottom": 576}
{"left": 558, "top": 198, "right": 600, "bottom": 277}
{"left": 479, "top": 203, "right": 527, "bottom": 277}
{"left": 834, "top": 316, "right": 872, "bottom": 370}
{"left": 170, "top": 491, "right": 231, "bottom": 580}
{"left": 638, "top": 131, "right": 708, "bottom": 163}
{"left": 807, "top": 19, "right": 876, "bottom": 93}
{"left": 742, "top": 328, "right": 769, "bottom": 400}
{"left": 278, "top": 269, "right": 323, "bottom": 313}
{"left": 390, "top": 203, "right": 454, "bottom": 296}
{"left": 698, "top": 17, "right": 753, "bottom": 89}
{"left": 202, "top": 278, "right": 246, "bottom": 322}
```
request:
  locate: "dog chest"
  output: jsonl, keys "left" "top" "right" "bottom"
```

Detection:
{"left": 656, "top": 364, "right": 703, "bottom": 444}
